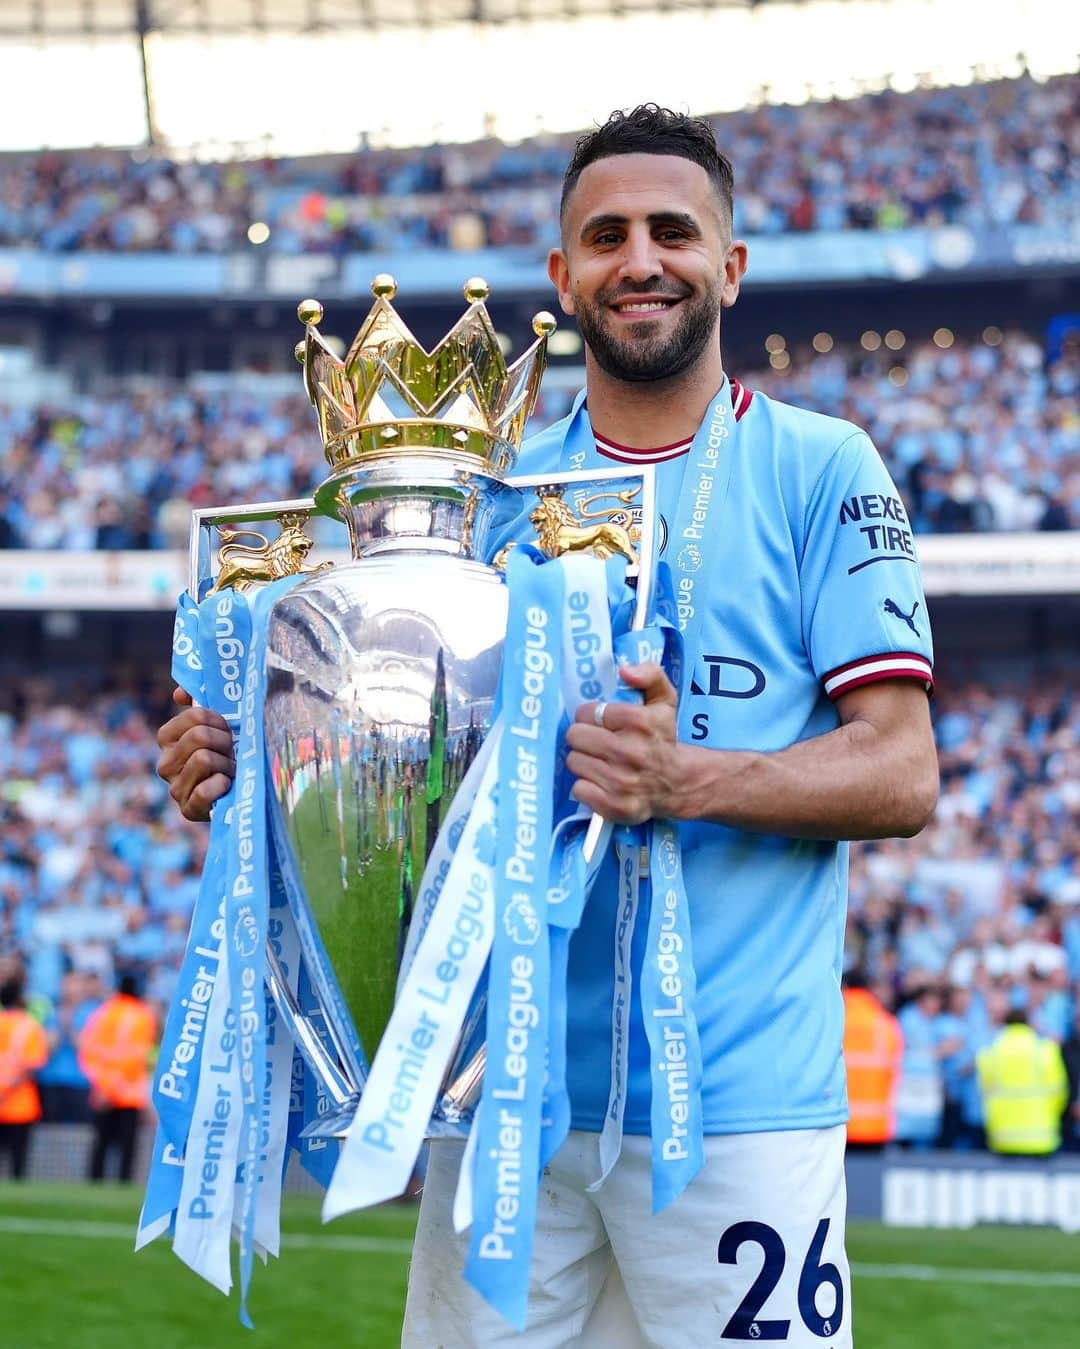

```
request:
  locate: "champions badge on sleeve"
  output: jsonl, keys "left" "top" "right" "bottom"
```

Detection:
{"left": 139, "top": 275, "right": 692, "bottom": 1330}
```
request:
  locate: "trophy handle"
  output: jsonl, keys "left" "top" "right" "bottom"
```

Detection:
{"left": 264, "top": 940, "right": 355, "bottom": 1108}
{"left": 438, "top": 1045, "right": 486, "bottom": 1123}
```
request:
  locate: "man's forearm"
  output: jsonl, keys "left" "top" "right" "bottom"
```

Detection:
{"left": 666, "top": 715, "right": 937, "bottom": 841}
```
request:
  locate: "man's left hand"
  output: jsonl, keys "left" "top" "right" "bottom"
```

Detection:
{"left": 565, "top": 662, "right": 681, "bottom": 825}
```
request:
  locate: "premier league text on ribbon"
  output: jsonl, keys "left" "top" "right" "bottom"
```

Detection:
{"left": 157, "top": 590, "right": 251, "bottom": 1111}
{"left": 212, "top": 593, "right": 247, "bottom": 725}
{"left": 475, "top": 601, "right": 551, "bottom": 1265}
{"left": 567, "top": 587, "right": 605, "bottom": 703}
{"left": 183, "top": 1003, "right": 239, "bottom": 1223}
{"left": 474, "top": 952, "right": 537, "bottom": 1263}
{"left": 653, "top": 883, "right": 691, "bottom": 1163}
{"left": 675, "top": 395, "right": 727, "bottom": 630}
{"left": 157, "top": 896, "right": 224, "bottom": 1104}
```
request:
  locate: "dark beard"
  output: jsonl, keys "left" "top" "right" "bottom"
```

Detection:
{"left": 574, "top": 286, "right": 721, "bottom": 384}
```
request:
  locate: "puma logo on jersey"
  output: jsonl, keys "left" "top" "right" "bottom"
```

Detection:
{"left": 884, "top": 597, "right": 920, "bottom": 635}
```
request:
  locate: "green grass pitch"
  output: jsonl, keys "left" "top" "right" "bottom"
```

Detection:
{"left": 1, "top": 1182, "right": 1078, "bottom": 1348}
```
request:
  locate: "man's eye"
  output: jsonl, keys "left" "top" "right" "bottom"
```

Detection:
{"left": 593, "top": 232, "right": 622, "bottom": 246}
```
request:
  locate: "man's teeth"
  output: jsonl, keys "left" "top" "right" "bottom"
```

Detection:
{"left": 617, "top": 301, "right": 672, "bottom": 313}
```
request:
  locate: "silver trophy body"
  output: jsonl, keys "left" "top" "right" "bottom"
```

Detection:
{"left": 262, "top": 462, "right": 513, "bottom": 1137}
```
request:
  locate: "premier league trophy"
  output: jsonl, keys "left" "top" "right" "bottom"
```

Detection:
{"left": 262, "top": 276, "right": 552, "bottom": 1138}
{"left": 186, "top": 276, "right": 654, "bottom": 1129}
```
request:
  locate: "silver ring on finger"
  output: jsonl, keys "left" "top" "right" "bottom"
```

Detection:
{"left": 593, "top": 700, "right": 608, "bottom": 729}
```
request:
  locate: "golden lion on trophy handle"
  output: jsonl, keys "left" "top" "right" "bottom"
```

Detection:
{"left": 528, "top": 492, "right": 638, "bottom": 564}
{"left": 207, "top": 514, "right": 332, "bottom": 594}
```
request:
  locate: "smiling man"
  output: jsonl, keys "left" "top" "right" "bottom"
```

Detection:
{"left": 158, "top": 106, "right": 939, "bottom": 1348}
{"left": 402, "top": 106, "right": 938, "bottom": 1348}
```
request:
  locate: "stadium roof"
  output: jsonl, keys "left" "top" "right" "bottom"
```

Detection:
{"left": 1, "top": 0, "right": 1072, "bottom": 153}
{"left": 0, "top": 0, "right": 771, "bottom": 34}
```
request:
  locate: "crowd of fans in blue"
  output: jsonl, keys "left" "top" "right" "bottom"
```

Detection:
{"left": 1, "top": 69, "right": 1078, "bottom": 1155}
{"left": 0, "top": 329, "right": 1076, "bottom": 551}
{"left": 1, "top": 662, "right": 1079, "bottom": 1149}
{"left": 0, "top": 75, "right": 1074, "bottom": 255}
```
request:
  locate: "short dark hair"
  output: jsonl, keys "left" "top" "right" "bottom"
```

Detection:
{"left": 561, "top": 105, "right": 735, "bottom": 227}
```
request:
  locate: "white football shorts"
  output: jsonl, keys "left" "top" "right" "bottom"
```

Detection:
{"left": 403, "top": 1124, "right": 851, "bottom": 1348}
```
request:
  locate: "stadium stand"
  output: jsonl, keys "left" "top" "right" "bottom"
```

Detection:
{"left": 0, "top": 74, "right": 1075, "bottom": 254}
{"left": 2, "top": 664, "right": 1078, "bottom": 1150}
{"left": 1, "top": 328, "right": 1075, "bottom": 549}
{"left": 1, "top": 68, "right": 1078, "bottom": 1175}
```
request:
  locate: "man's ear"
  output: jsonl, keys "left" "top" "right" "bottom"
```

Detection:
{"left": 547, "top": 248, "right": 575, "bottom": 316}
{"left": 721, "top": 240, "right": 749, "bottom": 309}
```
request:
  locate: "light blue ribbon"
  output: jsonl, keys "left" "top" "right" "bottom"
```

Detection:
{"left": 171, "top": 591, "right": 203, "bottom": 693}
{"left": 549, "top": 390, "right": 741, "bottom": 1210}
{"left": 593, "top": 624, "right": 668, "bottom": 1188}
{"left": 226, "top": 578, "right": 302, "bottom": 1326}
{"left": 464, "top": 546, "right": 563, "bottom": 1330}
{"left": 140, "top": 578, "right": 310, "bottom": 1319}
{"left": 541, "top": 554, "right": 630, "bottom": 1167}
{"left": 140, "top": 589, "right": 253, "bottom": 1247}
{"left": 153, "top": 593, "right": 252, "bottom": 1149}
{"left": 640, "top": 817, "right": 704, "bottom": 1211}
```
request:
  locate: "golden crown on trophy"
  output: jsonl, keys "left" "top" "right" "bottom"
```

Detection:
{"left": 295, "top": 275, "right": 556, "bottom": 484}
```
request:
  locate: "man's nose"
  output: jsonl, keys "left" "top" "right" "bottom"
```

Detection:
{"left": 617, "top": 227, "right": 664, "bottom": 283}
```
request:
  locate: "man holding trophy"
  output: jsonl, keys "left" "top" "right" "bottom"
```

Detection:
{"left": 157, "top": 107, "right": 938, "bottom": 1347}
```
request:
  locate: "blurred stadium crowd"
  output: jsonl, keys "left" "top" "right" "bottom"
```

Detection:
{"left": 1, "top": 66, "right": 1078, "bottom": 1170}
{"left": 0, "top": 75, "right": 1075, "bottom": 254}
{"left": 1, "top": 666, "right": 1079, "bottom": 1152}
{"left": 1, "top": 329, "right": 1077, "bottom": 550}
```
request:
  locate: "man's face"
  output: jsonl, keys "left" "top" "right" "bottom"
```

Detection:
{"left": 549, "top": 153, "right": 745, "bottom": 384}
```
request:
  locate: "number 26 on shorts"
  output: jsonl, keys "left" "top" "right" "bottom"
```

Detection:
{"left": 717, "top": 1218, "right": 844, "bottom": 1341}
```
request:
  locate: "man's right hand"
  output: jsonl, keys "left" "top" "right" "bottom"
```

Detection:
{"left": 157, "top": 687, "right": 235, "bottom": 822}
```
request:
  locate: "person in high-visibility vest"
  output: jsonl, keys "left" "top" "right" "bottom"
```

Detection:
{"left": 0, "top": 977, "right": 49, "bottom": 1179}
{"left": 976, "top": 1008, "right": 1069, "bottom": 1156}
{"left": 843, "top": 973, "right": 904, "bottom": 1149}
{"left": 77, "top": 974, "right": 157, "bottom": 1181}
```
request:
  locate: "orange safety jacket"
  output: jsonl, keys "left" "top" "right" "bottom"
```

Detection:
{"left": 0, "top": 1008, "right": 49, "bottom": 1124}
{"left": 843, "top": 987, "right": 904, "bottom": 1143}
{"left": 78, "top": 994, "right": 156, "bottom": 1110}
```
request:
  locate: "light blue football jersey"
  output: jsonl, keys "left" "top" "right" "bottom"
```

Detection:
{"left": 519, "top": 377, "right": 934, "bottom": 1134}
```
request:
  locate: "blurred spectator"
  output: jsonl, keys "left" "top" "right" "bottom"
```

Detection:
{"left": 977, "top": 1008, "right": 1068, "bottom": 1156}
{"left": 937, "top": 983, "right": 997, "bottom": 1151}
{"left": 843, "top": 970, "right": 903, "bottom": 1150}
{"left": 37, "top": 970, "right": 102, "bottom": 1123}
{"left": 894, "top": 984, "right": 947, "bottom": 1147}
{"left": 78, "top": 972, "right": 156, "bottom": 1182}
{"left": 1062, "top": 999, "right": 1080, "bottom": 1153}
{"left": 0, "top": 975, "right": 49, "bottom": 1178}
